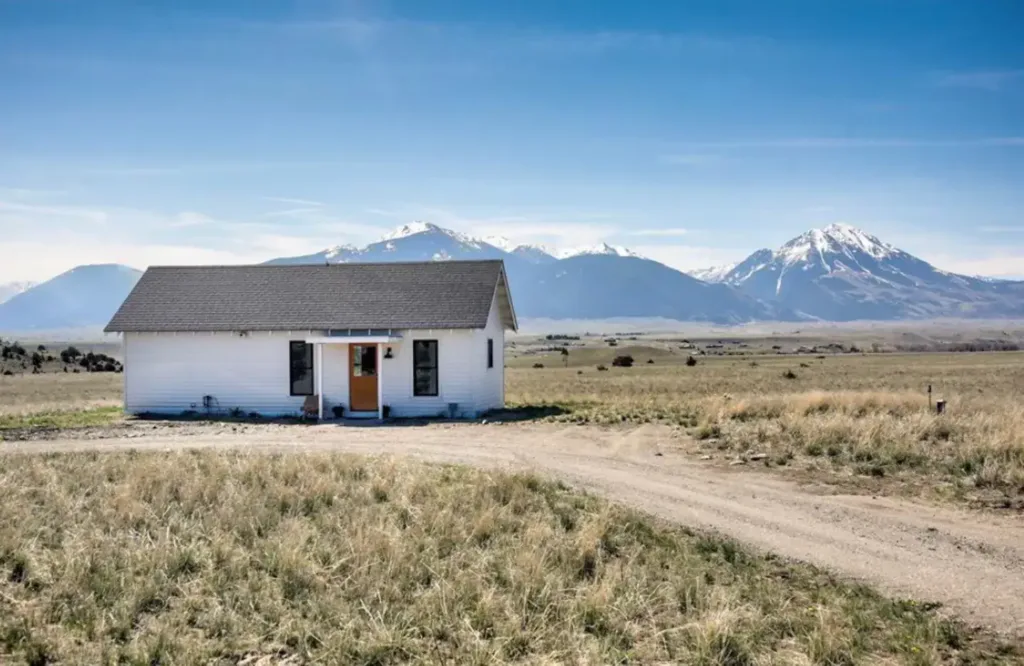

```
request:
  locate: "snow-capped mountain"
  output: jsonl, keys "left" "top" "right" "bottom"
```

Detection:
{"left": 484, "top": 237, "right": 556, "bottom": 264}
{"left": 557, "top": 243, "right": 643, "bottom": 259}
{"left": 0, "top": 265, "right": 142, "bottom": 331}
{"left": 267, "top": 222, "right": 780, "bottom": 323}
{"left": 719, "top": 223, "right": 1024, "bottom": 320}
{"left": 267, "top": 222, "right": 507, "bottom": 266}
{"left": 687, "top": 264, "right": 736, "bottom": 283}
{"left": 6, "top": 221, "right": 1024, "bottom": 330}
{"left": 509, "top": 244, "right": 557, "bottom": 264}
{"left": 0, "top": 281, "right": 36, "bottom": 305}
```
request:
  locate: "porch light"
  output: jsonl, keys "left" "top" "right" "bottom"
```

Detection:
{"left": 384, "top": 347, "right": 394, "bottom": 359}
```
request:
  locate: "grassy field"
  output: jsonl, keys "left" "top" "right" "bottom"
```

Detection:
{"left": 0, "top": 450, "right": 1016, "bottom": 665}
{"left": 0, "top": 373, "right": 122, "bottom": 417}
{"left": 507, "top": 348, "right": 1024, "bottom": 507}
{"left": 2, "top": 344, "right": 1023, "bottom": 505}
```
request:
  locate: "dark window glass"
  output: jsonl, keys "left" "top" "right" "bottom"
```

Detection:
{"left": 353, "top": 345, "right": 377, "bottom": 376}
{"left": 290, "top": 341, "right": 314, "bottom": 395}
{"left": 413, "top": 340, "right": 438, "bottom": 396}
{"left": 487, "top": 338, "right": 494, "bottom": 369}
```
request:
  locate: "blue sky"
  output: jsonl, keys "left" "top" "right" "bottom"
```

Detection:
{"left": 2, "top": 0, "right": 1023, "bottom": 281}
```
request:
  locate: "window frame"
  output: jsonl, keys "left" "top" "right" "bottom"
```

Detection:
{"left": 412, "top": 339, "right": 439, "bottom": 397}
{"left": 289, "top": 341, "right": 315, "bottom": 396}
{"left": 487, "top": 338, "right": 494, "bottom": 369}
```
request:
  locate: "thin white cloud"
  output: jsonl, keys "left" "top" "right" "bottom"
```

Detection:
{"left": 263, "top": 196, "right": 325, "bottom": 207}
{"left": 518, "top": 29, "right": 771, "bottom": 56}
{"left": 0, "top": 199, "right": 108, "bottom": 223}
{"left": 936, "top": 69, "right": 1024, "bottom": 91}
{"left": 979, "top": 226, "right": 1024, "bottom": 233}
{"left": 628, "top": 228, "right": 689, "bottom": 237}
{"left": 262, "top": 207, "right": 323, "bottom": 218}
{"left": 168, "top": 211, "right": 217, "bottom": 228}
{"left": 676, "top": 137, "right": 1024, "bottom": 149}
{"left": 261, "top": 17, "right": 771, "bottom": 59}
{"left": 0, "top": 239, "right": 265, "bottom": 282}
{"left": 85, "top": 161, "right": 349, "bottom": 177}
{"left": 925, "top": 254, "right": 1024, "bottom": 279}
{"left": 627, "top": 244, "right": 749, "bottom": 272}
{"left": 661, "top": 154, "right": 725, "bottom": 166}
{"left": 395, "top": 207, "right": 621, "bottom": 249}
{"left": 0, "top": 187, "right": 70, "bottom": 200}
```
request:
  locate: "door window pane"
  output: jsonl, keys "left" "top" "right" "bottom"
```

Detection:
{"left": 353, "top": 345, "right": 377, "bottom": 377}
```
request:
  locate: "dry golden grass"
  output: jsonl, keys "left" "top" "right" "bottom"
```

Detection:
{"left": 0, "top": 373, "right": 122, "bottom": 417}
{"left": 508, "top": 351, "right": 1024, "bottom": 504}
{"left": 0, "top": 451, "right": 1015, "bottom": 665}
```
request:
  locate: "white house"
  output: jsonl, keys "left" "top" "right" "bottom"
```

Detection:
{"left": 104, "top": 260, "right": 517, "bottom": 419}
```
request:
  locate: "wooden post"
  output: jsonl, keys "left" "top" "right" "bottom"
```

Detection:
{"left": 316, "top": 343, "right": 323, "bottom": 421}
{"left": 927, "top": 384, "right": 932, "bottom": 409}
{"left": 376, "top": 343, "right": 384, "bottom": 420}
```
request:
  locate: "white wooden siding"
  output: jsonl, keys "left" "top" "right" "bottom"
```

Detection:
{"left": 122, "top": 295, "right": 508, "bottom": 417}
{"left": 474, "top": 291, "right": 506, "bottom": 413}
{"left": 123, "top": 331, "right": 312, "bottom": 415}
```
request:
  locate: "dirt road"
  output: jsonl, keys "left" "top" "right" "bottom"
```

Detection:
{"left": 5, "top": 421, "right": 1024, "bottom": 636}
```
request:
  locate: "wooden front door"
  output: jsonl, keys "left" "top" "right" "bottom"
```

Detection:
{"left": 349, "top": 344, "right": 379, "bottom": 412}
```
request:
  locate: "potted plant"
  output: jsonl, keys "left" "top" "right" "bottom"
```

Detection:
{"left": 332, "top": 405, "right": 345, "bottom": 419}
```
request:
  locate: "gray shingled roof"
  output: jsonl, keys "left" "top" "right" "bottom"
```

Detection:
{"left": 105, "top": 260, "right": 515, "bottom": 333}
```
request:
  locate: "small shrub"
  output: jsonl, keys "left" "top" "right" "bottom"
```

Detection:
{"left": 332, "top": 405, "right": 345, "bottom": 419}
{"left": 782, "top": 369, "right": 798, "bottom": 380}
{"left": 685, "top": 356, "right": 698, "bottom": 367}
{"left": 647, "top": 359, "right": 654, "bottom": 364}
{"left": 799, "top": 362, "right": 810, "bottom": 368}
{"left": 749, "top": 361, "right": 759, "bottom": 367}
{"left": 611, "top": 355, "right": 634, "bottom": 368}
{"left": 696, "top": 423, "right": 722, "bottom": 440}
{"left": 596, "top": 365, "right": 608, "bottom": 371}
{"left": 532, "top": 363, "right": 544, "bottom": 369}
{"left": 229, "top": 407, "right": 245, "bottom": 418}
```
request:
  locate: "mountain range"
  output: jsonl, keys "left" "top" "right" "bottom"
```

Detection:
{"left": 265, "top": 222, "right": 785, "bottom": 323}
{"left": 689, "top": 223, "right": 1024, "bottom": 321}
{"left": 0, "top": 265, "right": 142, "bottom": 331}
{"left": 0, "top": 222, "right": 1022, "bottom": 331}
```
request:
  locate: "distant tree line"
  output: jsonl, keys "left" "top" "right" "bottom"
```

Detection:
{"left": 0, "top": 339, "right": 122, "bottom": 375}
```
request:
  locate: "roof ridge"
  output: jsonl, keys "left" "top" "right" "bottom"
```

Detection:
{"left": 146, "top": 259, "right": 505, "bottom": 270}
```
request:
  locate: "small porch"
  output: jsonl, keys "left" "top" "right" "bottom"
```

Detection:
{"left": 305, "top": 329, "right": 402, "bottom": 421}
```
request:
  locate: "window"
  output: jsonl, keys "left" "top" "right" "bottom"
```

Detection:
{"left": 487, "top": 338, "right": 494, "bottom": 369}
{"left": 352, "top": 345, "right": 377, "bottom": 377}
{"left": 413, "top": 340, "right": 438, "bottom": 396}
{"left": 289, "top": 341, "right": 314, "bottom": 395}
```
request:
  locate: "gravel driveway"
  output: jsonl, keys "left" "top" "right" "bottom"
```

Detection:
{"left": 5, "top": 420, "right": 1024, "bottom": 636}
